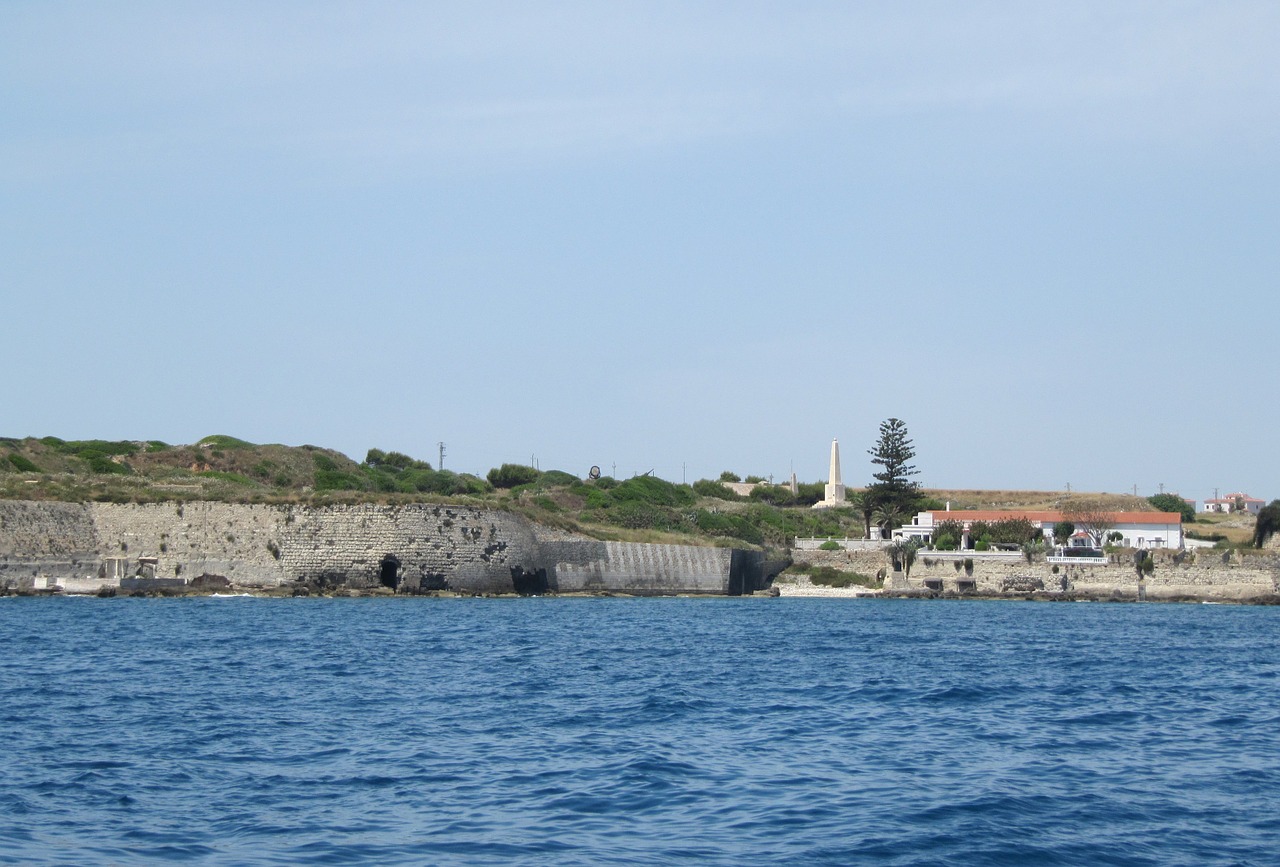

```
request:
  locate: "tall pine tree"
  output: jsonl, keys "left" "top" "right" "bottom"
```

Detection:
{"left": 866, "top": 418, "right": 921, "bottom": 526}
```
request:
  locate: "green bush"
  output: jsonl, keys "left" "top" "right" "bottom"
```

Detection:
{"left": 6, "top": 453, "right": 41, "bottom": 473}
{"left": 750, "top": 485, "right": 795, "bottom": 506}
{"left": 933, "top": 520, "right": 963, "bottom": 546}
{"left": 818, "top": 540, "right": 842, "bottom": 551}
{"left": 610, "top": 500, "right": 677, "bottom": 530}
{"left": 609, "top": 475, "right": 695, "bottom": 508}
{"left": 693, "top": 479, "right": 740, "bottom": 500}
{"left": 718, "top": 471, "right": 741, "bottom": 483}
{"left": 808, "top": 567, "right": 875, "bottom": 588}
{"left": 933, "top": 532, "right": 958, "bottom": 551}
{"left": 691, "top": 510, "right": 763, "bottom": 545}
{"left": 487, "top": 463, "right": 541, "bottom": 488}
{"left": 535, "top": 470, "right": 579, "bottom": 489}
{"left": 79, "top": 449, "right": 131, "bottom": 475}
{"left": 744, "top": 475, "right": 766, "bottom": 484}
{"left": 197, "top": 435, "right": 253, "bottom": 450}
{"left": 968, "top": 519, "right": 1039, "bottom": 545}
{"left": 314, "top": 470, "right": 366, "bottom": 491}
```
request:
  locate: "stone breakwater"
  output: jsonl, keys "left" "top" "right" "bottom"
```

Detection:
{"left": 791, "top": 547, "right": 1280, "bottom": 601}
{"left": 0, "top": 501, "right": 765, "bottom": 596}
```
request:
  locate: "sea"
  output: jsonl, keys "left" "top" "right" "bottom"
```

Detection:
{"left": 1, "top": 596, "right": 1278, "bottom": 866}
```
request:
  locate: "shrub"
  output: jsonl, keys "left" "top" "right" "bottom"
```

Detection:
{"left": 535, "top": 470, "right": 579, "bottom": 489}
{"left": 793, "top": 483, "right": 825, "bottom": 507}
{"left": 693, "top": 479, "right": 739, "bottom": 500}
{"left": 744, "top": 475, "right": 766, "bottom": 484}
{"left": 718, "top": 471, "right": 741, "bottom": 483}
{"left": 693, "top": 509, "right": 763, "bottom": 545}
{"left": 487, "top": 464, "right": 541, "bottom": 488}
{"left": 933, "top": 520, "right": 963, "bottom": 547}
{"left": 969, "top": 519, "right": 1038, "bottom": 545}
{"left": 974, "top": 540, "right": 990, "bottom": 551}
{"left": 6, "top": 453, "right": 40, "bottom": 473}
{"left": 197, "top": 435, "right": 253, "bottom": 450}
{"left": 818, "top": 540, "right": 842, "bottom": 551}
{"left": 750, "top": 485, "right": 795, "bottom": 506}
{"left": 933, "top": 532, "right": 958, "bottom": 551}
{"left": 79, "top": 450, "right": 131, "bottom": 475}
{"left": 808, "top": 567, "right": 875, "bottom": 588}
{"left": 314, "top": 470, "right": 366, "bottom": 491}
{"left": 610, "top": 500, "right": 676, "bottom": 530}
{"left": 609, "top": 475, "right": 696, "bottom": 508}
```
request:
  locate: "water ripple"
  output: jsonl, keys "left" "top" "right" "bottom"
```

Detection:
{"left": 1, "top": 597, "right": 1279, "bottom": 864}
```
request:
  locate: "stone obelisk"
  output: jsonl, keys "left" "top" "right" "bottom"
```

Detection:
{"left": 817, "top": 438, "right": 846, "bottom": 508}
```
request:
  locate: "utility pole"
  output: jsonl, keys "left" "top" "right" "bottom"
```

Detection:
{"left": 682, "top": 462, "right": 686, "bottom": 485}
{"left": 612, "top": 462, "right": 616, "bottom": 478}
{"left": 1159, "top": 482, "right": 1164, "bottom": 494}
{"left": 438, "top": 442, "right": 446, "bottom": 471}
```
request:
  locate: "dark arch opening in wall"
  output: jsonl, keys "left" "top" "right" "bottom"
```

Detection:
{"left": 379, "top": 555, "right": 401, "bottom": 590}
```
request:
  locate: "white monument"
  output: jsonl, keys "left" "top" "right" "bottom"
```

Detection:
{"left": 813, "top": 438, "right": 846, "bottom": 509}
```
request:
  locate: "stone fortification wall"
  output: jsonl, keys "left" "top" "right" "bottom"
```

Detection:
{"left": 549, "top": 541, "right": 745, "bottom": 595}
{"left": 277, "top": 504, "right": 540, "bottom": 594}
{"left": 797, "top": 546, "right": 1279, "bottom": 600}
{"left": 0, "top": 501, "right": 755, "bottom": 596}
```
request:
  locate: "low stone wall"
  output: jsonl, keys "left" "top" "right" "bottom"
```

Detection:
{"left": 0, "top": 501, "right": 761, "bottom": 596}
{"left": 793, "top": 546, "right": 1280, "bottom": 600}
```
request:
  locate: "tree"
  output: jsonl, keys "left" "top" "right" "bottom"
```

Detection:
{"left": 1254, "top": 500, "right": 1280, "bottom": 548}
{"left": 1148, "top": 493, "right": 1195, "bottom": 523}
{"left": 1052, "top": 521, "right": 1075, "bottom": 545}
{"left": 718, "top": 471, "right": 741, "bottom": 483}
{"left": 865, "top": 418, "right": 921, "bottom": 525}
{"left": 1061, "top": 498, "right": 1115, "bottom": 549}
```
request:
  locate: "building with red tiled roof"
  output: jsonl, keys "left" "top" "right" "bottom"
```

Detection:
{"left": 895, "top": 509, "right": 1183, "bottom": 550}
{"left": 1202, "top": 493, "right": 1265, "bottom": 515}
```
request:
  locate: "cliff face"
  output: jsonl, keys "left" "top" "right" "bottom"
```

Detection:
{"left": 0, "top": 501, "right": 763, "bottom": 596}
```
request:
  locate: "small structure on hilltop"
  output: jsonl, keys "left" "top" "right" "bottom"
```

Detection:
{"left": 813, "top": 439, "right": 846, "bottom": 509}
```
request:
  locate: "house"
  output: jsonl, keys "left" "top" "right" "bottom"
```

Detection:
{"left": 896, "top": 509, "right": 1184, "bottom": 550}
{"left": 1201, "top": 493, "right": 1265, "bottom": 515}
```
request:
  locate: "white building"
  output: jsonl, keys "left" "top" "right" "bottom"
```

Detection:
{"left": 897, "top": 509, "right": 1184, "bottom": 550}
{"left": 1201, "top": 493, "right": 1265, "bottom": 515}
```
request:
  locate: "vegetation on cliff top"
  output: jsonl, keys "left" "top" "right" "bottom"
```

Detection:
{"left": 0, "top": 433, "right": 1229, "bottom": 551}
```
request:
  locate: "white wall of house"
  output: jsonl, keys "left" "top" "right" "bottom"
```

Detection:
{"left": 899, "top": 511, "right": 1182, "bottom": 549}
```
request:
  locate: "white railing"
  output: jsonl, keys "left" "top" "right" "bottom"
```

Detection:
{"left": 915, "top": 550, "right": 1024, "bottom": 562}
{"left": 1047, "top": 555, "right": 1109, "bottom": 565}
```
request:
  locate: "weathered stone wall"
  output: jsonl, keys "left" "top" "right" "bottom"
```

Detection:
{"left": 550, "top": 542, "right": 753, "bottom": 595}
{"left": 0, "top": 500, "right": 756, "bottom": 596}
{"left": 796, "top": 546, "right": 1280, "bottom": 600}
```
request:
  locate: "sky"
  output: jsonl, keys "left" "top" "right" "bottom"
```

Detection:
{"left": 3, "top": 1, "right": 1278, "bottom": 502}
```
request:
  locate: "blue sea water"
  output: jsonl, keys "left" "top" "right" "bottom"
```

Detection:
{"left": 1, "top": 597, "right": 1279, "bottom": 865}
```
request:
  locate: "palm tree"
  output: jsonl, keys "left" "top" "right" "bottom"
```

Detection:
{"left": 873, "top": 503, "right": 906, "bottom": 541}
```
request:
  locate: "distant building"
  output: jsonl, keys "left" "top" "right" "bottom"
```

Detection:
{"left": 1202, "top": 493, "right": 1265, "bottom": 515}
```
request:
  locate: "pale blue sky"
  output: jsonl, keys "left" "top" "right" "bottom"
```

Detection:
{"left": 3, "top": 2, "right": 1277, "bottom": 501}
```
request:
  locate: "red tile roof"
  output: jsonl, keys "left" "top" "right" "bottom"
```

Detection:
{"left": 927, "top": 510, "right": 1182, "bottom": 526}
